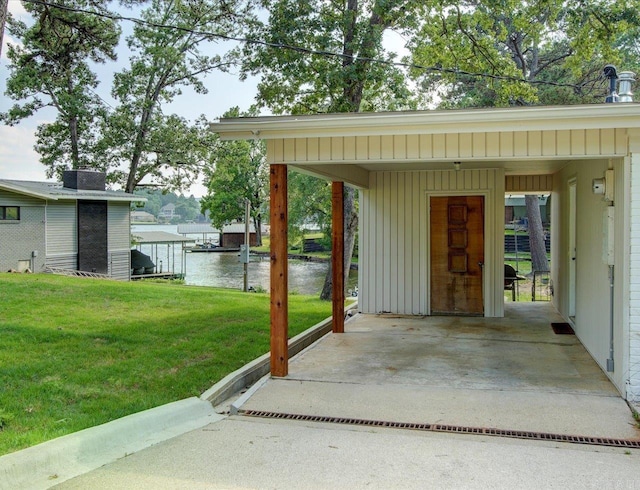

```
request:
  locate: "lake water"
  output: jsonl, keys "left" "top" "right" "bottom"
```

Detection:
{"left": 132, "top": 224, "right": 356, "bottom": 295}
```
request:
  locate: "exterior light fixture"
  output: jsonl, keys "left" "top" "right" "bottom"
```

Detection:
{"left": 453, "top": 161, "right": 461, "bottom": 171}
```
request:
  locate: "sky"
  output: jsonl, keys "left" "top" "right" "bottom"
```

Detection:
{"left": 0, "top": 0, "right": 409, "bottom": 197}
{"left": 0, "top": 0, "right": 261, "bottom": 197}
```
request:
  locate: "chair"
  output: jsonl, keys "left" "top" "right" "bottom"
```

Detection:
{"left": 504, "top": 264, "right": 525, "bottom": 301}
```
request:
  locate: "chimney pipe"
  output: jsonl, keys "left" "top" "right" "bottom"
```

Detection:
{"left": 604, "top": 65, "right": 619, "bottom": 103}
{"left": 618, "top": 71, "right": 635, "bottom": 102}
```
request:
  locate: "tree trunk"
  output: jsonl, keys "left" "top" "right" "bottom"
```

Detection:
{"left": 253, "top": 214, "right": 262, "bottom": 247}
{"left": 320, "top": 186, "right": 358, "bottom": 300}
{"left": 525, "top": 195, "right": 549, "bottom": 272}
{"left": 0, "top": 0, "right": 8, "bottom": 58}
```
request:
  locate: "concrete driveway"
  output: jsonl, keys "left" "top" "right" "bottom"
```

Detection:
{"left": 239, "top": 303, "right": 640, "bottom": 440}
{"left": 52, "top": 302, "right": 640, "bottom": 489}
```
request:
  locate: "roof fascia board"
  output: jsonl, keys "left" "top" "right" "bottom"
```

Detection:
{"left": 212, "top": 104, "right": 640, "bottom": 140}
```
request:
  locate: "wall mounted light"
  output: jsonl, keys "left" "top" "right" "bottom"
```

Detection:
{"left": 453, "top": 161, "right": 461, "bottom": 171}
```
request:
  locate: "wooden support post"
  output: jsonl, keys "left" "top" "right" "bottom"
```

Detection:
{"left": 332, "top": 181, "right": 345, "bottom": 333}
{"left": 270, "top": 164, "right": 288, "bottom": 377}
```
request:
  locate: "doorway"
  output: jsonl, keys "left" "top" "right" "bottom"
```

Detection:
{"left": 430, "top": 195, "right": 485, "bottom": 315}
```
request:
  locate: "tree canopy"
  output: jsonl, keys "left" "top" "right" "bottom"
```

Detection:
{"left": 242, "top": 0, "right": 425, "bottom": 298}
{"left": 2, "top": 1, "right": 120, "bottom": 174}
{"left": 100, "top": 0, "right": 255, "bottom": 192}
{"left": 408, "top": 0, "right": 640, "bottom": 107}
{"left": 2, "top": 0, "right": 256, "bottom": 192}
{"left": 200, "top": 107, "right": 268, "bottom": 245}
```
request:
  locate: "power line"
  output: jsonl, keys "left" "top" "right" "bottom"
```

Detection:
{"left": 18, "top": 0, "right": 598, "bottom": 92}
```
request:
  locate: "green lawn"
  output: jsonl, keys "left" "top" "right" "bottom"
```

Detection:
{"left": 0, "top": 274, "right": 331, "bottom": 455}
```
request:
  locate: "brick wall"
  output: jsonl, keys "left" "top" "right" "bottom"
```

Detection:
{"left": 0, "top": 206, "right": 46, "bottom": 272}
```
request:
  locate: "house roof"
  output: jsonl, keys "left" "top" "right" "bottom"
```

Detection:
{"left": 211, "top": 104, "right": 640, "bottom": 140}
{"left": 0, "top": 179, "right": 144, "bottom": 202}
{"left": 505, "top": 195, "right": 549, "bottom": 206}
{"left": 177, "top": 223, "right": 220, "bottom": 234}
{"left": 222, "top": 223, "right": 257, "bottom": 234}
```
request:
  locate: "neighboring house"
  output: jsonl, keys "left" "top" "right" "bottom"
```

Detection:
{"left": 505, "top": 195, "right": 550, "bottom": 225}
{"left": 213, "top": 103, "right": 640, "bottom": 402}
{"left": 159, "top": 203, "right": 177, "bottom": 220}
{"left": 0, "top": 169, "right": 143, "bottom": 280}
{"left": 131, "top": 210, "right": 156, "bottom": 223}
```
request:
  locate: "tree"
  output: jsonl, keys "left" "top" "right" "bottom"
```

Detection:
{"left": 100, "top": 0, "right": 256, "bottom": 193}
{"left": 0, "top": 0, "right": 9, "bottom": 57}
{"left": 287, "top": 172, "right": 332, "bottom": 249}
{"left": 526, "top": 195, "right": 549, "bottom": 272}
{"left": 1, "top": 1, "right": 120, "bottom": 175}
{"left": 408, "top": 0, "right": 640, "bottom": 107}
{"left": 242, "top": 0, "right": 422, "bottom": 299}
{"left": 3, "top": 0, "right": 256, "bottom": 193}
{"left": 200, "top": 108, "right": 268, "bottom": 245}
{"left": 408, "top": 0, "right": 640, "bottom": 276}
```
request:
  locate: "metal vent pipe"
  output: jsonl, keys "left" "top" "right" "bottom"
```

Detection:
{"left": 604, "top": 65, "right": 619, "bottom": 103}
{"left": 618, "top": 71, "right": 635, "bottom": 102}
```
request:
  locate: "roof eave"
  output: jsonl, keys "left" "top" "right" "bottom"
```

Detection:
{"left": 0, "top": 182, "right": 146, "bottom": 202}
{"left": 0, "top": 183, "right": 60, "bottom": 200}
{"left": 211, "top": 104, "right": 640, "bottom": 140}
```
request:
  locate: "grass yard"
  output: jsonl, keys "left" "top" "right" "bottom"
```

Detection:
{"left": 0, "top": 274, "right": 332, "bottom": 456}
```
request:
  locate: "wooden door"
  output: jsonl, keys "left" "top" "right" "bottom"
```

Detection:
{"left": 430, "top": 196, "right": 485, "bottom": 315}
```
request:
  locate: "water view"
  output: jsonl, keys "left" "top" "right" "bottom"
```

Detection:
{"left": 132, "top": 224, "right": 357, "bottom": 295}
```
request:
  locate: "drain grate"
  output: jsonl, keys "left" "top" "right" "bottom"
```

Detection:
{"left": 239, "top": 409, "right": 640, "bottom": 449}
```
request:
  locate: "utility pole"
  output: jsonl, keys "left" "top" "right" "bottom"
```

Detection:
{"left": 0, "top": 0, "right": 8, "bottom": 58}
{"left": 243, "top": 198, "right": 250, "bottom": 292}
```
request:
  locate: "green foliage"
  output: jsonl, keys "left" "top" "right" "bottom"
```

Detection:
{"left": 132, "top": 189, "right": 201, "bottom": 221}
{"left": 2, "top": 0, "right": 257, "bottom": 193}
{"left": 99, "top": 0, "right": 256, "bottom": 192}
{"left": 201, "top": 107, "right": 268, "bottom": 244}
{"left": 1, "top": 1, "right": 120, "bottom": 175}
{"left": 0, "top": 274, "right": 331, "bottom": 455}
{"left": 287, "top": 172, "right": 331, "bottom": 248}
{"left": 242, "top": 0, "right": 414, "bottom": 297}
{"left": 408, "top": 0, "right": 640, "bottom": 107}
{"left": 242, "top": 0, "right": 423, "bottom": 113}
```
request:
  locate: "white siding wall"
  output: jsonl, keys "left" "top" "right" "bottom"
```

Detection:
{"left": 45, "top": 202, "right": 77, "bottom": 268}
{"left": 628, "top": 152, "right": 640, "bottom": 401}
{"left": 108, "top": 202, "right": 131, "bottom": 280}
{"left": 0, "top": 191, "right": 46, "bottom": 272}
{"left": 553, "top": 158, "right": 630, "bottom": 398}
{"left": 269, "top": 129, "right": 628, "bottom": 164}
{"left": 359, "top": 168, "right": 504, "bottom": 317}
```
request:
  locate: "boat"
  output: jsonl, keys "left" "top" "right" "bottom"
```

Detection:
{"left": 185, "top": 242, "right": 220, "bottom": 253}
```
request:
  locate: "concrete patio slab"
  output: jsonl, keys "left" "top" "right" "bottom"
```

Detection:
{"left": 240, "top": 303, "right": 640, "bottom": 440}
{"left": 241, "top": 379, "right": 639, "bottom": 439}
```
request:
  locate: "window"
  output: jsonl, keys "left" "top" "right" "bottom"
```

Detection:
{"left": 0, "top": 206, "right": 20, "bottom": 220}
